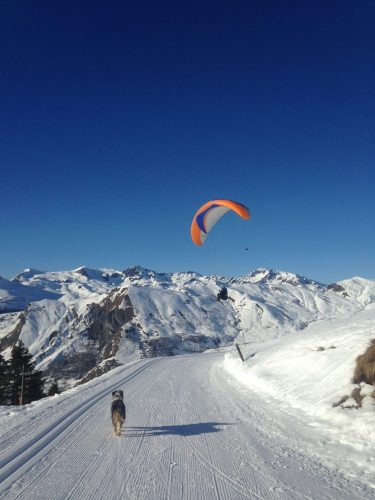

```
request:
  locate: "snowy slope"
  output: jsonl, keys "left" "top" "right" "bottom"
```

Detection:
{"left": 0, "top": 352, "right": 374, "bottom": 499}
{"left": 224, "top": 305, "right": 375, "bottom": 476}
{"left": 0, "top": 276, "right": 59, "bottom": 313}
{"left": 337, "top": 277, "right": 375, "bottom": 306}
{"left": 12, "top": 266, "right": 123, "bottom": 305}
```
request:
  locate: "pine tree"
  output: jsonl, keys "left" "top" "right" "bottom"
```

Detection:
{"left": 0, "top": 353, "right": 11, "bottom": 405}
{"left": 27, "top": 366, "right": 45, "bottom": 404}
{"left": 9, "top": 341, "right": 45, "bottom": 405}
{"left": 47, "top": 379, "right": 61, "bottom": 396}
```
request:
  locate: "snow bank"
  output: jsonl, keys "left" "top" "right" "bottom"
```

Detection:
{"left": 224, "top": 305, "right": 375, "bottom": 476}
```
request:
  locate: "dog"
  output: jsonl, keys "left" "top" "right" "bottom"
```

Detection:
{"left": 111, "top": 390, "right": 126, "bottom": 436}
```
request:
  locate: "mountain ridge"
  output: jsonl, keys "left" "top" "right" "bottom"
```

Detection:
{"left": 1, "top": 266, "right": 374, "bottom": 386}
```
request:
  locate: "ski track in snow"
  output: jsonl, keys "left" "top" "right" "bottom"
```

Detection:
{"left": 0, "top": 353, "right": 373, "bottom": 500}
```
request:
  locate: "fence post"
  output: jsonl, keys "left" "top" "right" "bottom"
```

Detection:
{"left": 19, "top": 364, "right": 25, "bottom": 406}
{"left": 235, "top": 343, "right": 245, "bottom": 362}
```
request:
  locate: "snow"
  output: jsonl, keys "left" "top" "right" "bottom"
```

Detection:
{"left": 338, "top": 277, "right": 375, "bottom": 306}
{"left": 127, "top": 283, "right": 237, "bottom": 341}
{"left": 224, "top": 304, "right": 375, "bottom": 485}
{"left": 1, "top": 353, "right": 374, "bottom": 499}
{"left": 0, "top": 277, "right": 59, "bottom": 313}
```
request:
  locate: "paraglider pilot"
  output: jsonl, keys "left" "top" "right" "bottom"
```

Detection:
{"left": 217, "top": 286, "right": 228, "bottom": 301}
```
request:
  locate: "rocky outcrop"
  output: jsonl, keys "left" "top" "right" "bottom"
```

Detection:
{"left": 0, "top": 311, "right": 27, "bottom": 351}
{"left": 43, "top": 290, "right": 135, "bottom": 381}
{"left": 86, "top": 288, "right": 134, "bottom": 359}
{"left": 327, "top": 283, "right": 349, "bottom": 297}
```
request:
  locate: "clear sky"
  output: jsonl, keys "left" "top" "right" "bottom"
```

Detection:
{"left": 1, "top": 0, "right": 374, "bottom": 283}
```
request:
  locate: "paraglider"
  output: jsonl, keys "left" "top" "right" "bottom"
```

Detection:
{"left": 217, "top": 286, "right": 228, "bottom": 301}
{"left": 191, "top": 199, "right": 250, "bottom": 245}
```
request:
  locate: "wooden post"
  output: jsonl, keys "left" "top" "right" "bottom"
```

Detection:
{"left": 235, "top": 343, "right": 245, "bottom": 362}
{"left": 19, "top": 364, "right": 25, "bottom": 406}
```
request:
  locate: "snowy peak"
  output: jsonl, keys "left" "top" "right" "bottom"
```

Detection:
{"left": 0, "top": 276, "right": 60, "bottom": 312}
{"left": 242, "top": 268, "right": 323, "bottom": 288}
{"left": 74, "top": 267, "right": 104, "bottom": 279}
{"left": 122, "top": 267, "right": 206, "bottom": 289}
{"left": 334, "top": 277, "right": 375, "bottom": 306}
{"left": 12, "top": 268, "right": 45, "bottom": 282}
{"left": 73, "top": 266, "right": 123, "bottom": 282}
{"left": 122, "top": 266, "right": 151, "bottom": 278}
{"left": 122, "top": 266, "right": 172, "bottom": 287}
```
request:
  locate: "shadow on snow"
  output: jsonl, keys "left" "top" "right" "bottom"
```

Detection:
{"left": 124, "top": 422, "right": 233, "bottom": 437}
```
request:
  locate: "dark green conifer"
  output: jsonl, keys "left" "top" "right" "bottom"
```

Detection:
{"left": 9, "top": 341, "right": 45, "bottom": 405}
{"left": 0, "top": 353, "right": 11, "bottom": 405}
{"left": 47, "top": 379, "right": 61, "bottom": 396}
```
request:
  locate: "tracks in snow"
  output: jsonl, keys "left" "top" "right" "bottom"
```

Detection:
{"left": 0, "top": 353, "right": 373, "bottom": 499}
{"left": 0, "top": 360, "right": 158, "bottom": 497}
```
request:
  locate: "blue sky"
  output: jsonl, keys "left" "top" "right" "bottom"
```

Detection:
{"left": 1, "top": 0, "right": 374, "bottom": 283}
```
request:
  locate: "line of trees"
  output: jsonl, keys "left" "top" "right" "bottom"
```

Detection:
{"left": 0, "top": 341, "right": 46, "bottom": 405}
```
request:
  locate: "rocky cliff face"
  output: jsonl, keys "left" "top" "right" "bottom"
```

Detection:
{"left": 0, "top": 266, "right": 374, "bottom": 386}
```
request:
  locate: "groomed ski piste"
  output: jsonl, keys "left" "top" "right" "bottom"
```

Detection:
{"left": 1, "top": 305, "right": 375, "bottom": 499}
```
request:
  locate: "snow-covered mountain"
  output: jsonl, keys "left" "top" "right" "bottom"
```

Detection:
{"left": 0, "top": 274, "right": 60, "bottom": 313}
{"left": 0, "top": 266, "right": 374, "bottom": 385}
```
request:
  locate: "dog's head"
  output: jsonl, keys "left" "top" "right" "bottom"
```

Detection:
{"left": 112, "top": 390, "right": 124, "bottom": 400}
